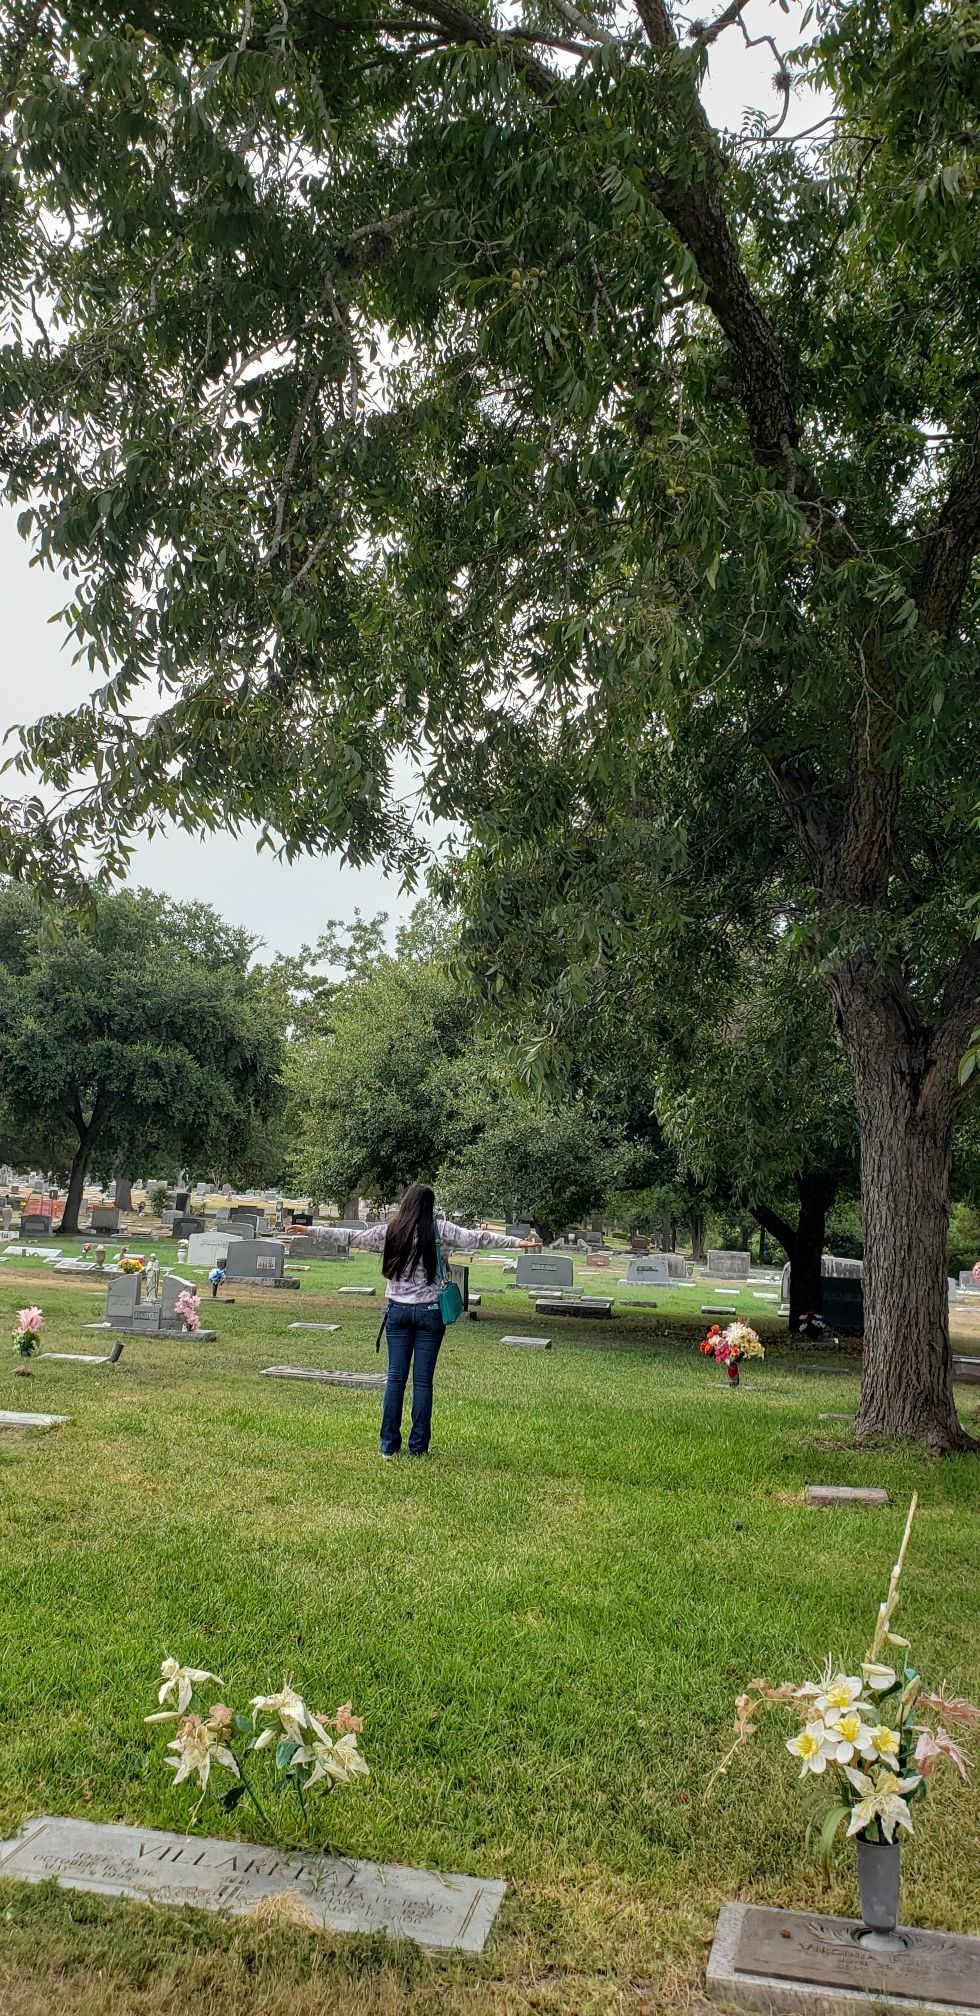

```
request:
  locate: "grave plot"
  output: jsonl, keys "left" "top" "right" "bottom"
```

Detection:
{"left": 0, "top": 1816, "right": 506, "bottom": 1956}
{"left": 260, "top": 1366, "right": 385, "bottom": 1389}
{"left": 707, "top": 1900, "right": 980, "bottom": 2016}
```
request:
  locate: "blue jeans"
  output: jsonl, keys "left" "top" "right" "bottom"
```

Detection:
{"left": 381, "top": 1300, "right": 445, "bottom": 1455}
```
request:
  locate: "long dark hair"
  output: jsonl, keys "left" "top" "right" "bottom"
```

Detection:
{"left": 382, "top": 1182, "right": 438, "bottom": 1282}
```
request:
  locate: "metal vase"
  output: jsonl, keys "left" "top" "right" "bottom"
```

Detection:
{"left": 856, "top": 1838, "right": 901, "bottom": 1946}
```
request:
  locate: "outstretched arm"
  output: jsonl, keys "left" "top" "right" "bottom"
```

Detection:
{"left": 309, "top": 1222, "right": 388, "bottom": 1253}
{"left": 439, "top": 1220, "right": 519, "bottom": 1253}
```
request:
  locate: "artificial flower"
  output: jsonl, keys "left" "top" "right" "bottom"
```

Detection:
{"left": 845, "top": 1770, "right": 918, "bottom": 1843}
{"left": 786, "top": 1724, "right": 831, "bottom": 1777}
{"left": 917, "top": 1688, "right": 980, "bottom": 1728}
{"left": 250, "top": 1680, "right": 312, "bottom": 1744}
{"left": 864, "top": 1723, "right": 901, "bottom": 1764}
{"left": 914, "top": 1725, "right": 970, "bottom": 1781}
{"left": 330, "top": 1702, "right": 364, "bottom": 1735}
{"left": 158, "top": 1655, "right": 223, "bottom": 1714}
{"left": 165, "top": 1712, "right": 239, "bottom": 1791}
{"left": 824, "top": 1710, "right": 878, "bottom": 1765}
{"left": 861, "top": 1661, "right": 897, "bottom": 1694}
{"left": 816, "top": 1674, "right": 865, "bottom": 1718}
{"left": 206, "top": 1703, "right": 235, "bottom": 1738}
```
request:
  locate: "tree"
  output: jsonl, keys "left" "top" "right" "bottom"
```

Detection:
{"left": 0, "top": 4, "right": 977, "bottom": 1444}
{"left": 0, "top": 886, "right": 285, "bottom": 1231}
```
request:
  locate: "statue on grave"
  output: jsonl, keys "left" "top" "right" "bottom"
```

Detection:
{"left": 95, "top": 1243, "right": 106, "bottom": 1270}
{"left": 143, "top": 1254, "right": 160, "bottom": 1304}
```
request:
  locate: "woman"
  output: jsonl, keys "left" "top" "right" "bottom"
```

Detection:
{"left": 334, "top": 1186, "right": 514, "bottom": 1457}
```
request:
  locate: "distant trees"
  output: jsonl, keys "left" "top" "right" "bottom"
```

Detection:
{"left": 0, "top": 886, "right": 286, "bottom": 1231}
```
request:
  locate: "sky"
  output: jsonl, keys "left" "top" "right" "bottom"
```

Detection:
{"left": 0, "top": 6, "right": 825, "bottom": 959}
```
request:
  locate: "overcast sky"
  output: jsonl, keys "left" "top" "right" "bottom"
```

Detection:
{"left": 0, "top": 9, "right": 824, "bottom": 958}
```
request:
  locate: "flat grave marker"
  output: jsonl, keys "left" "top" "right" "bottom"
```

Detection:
{"left": 818, "top": 1412, "right": 856, "bottom": 1422}
{"left": 707, "top": 1899, "right": 980, "bottom": 2016}
{"left": 500, "top": 1334, "right": 552, "bottom": 1350}
{"left": 261, "top": 1366, "right": 386, "bottom": 1390}
{"left": 952, "top": 1354, "right": 980, "bottom": 1384}
{"left": 38, "top": 1342, "right": 124, "bottom": 1366}
{"left": 806, "top": 1484, "right": 889, "bottom": 1509}
{"left": 0, "top": 1410, "right": 70, "bottom": 1430}
{"left": 701, "top": 1304, "right": 738, "bottom": 1316}
{"left": 534, "top": 1297, "right": 612, "bottom": 1320}
{"left": 288, "top": 1322, "right": 342, "bottom": 1332}
{"left": 339, "top": 1284, "right": 376, "bottom": 1296}
{"left": 0, "top": 1815, "right": 506, "bottom": 1956}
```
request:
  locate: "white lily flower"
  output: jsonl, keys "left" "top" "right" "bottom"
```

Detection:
{"left": 816, "top": 1674, "right": 865, "bottom": 1718}
{"left": 787, "top": 1724, "right": 832, "bottom": 1777}
{"left": 165, "top": 1714, "right": 239, "bottom": 1792}
{"left": 861, "top": 1661, "right": 897, "bottom": 1694}
{"left": 296, "top": 1729, "right": 370, "bottom": 1790}
{"left": 249, "top": 1680, "right": 311, "bottom": 1744}
{"left": 158, "top": 1656, "right": 223, "bottom": 1714}
{"left": 332, "top": 1732, "right": 370, "bottom": 1779}
{"left": 846, "top": 1770, "right": 917, "bottom": 1843}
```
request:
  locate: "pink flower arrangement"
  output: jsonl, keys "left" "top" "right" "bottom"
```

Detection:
{"left": 13, "top": 1305, "right": 44, "bottom": 1357}
{"left": 174, "top": 1289, "right": 201, "bottom": 1333}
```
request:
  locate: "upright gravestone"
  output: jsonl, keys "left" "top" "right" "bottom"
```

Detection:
{"left": 185, "top": 1232, "right": 242, "bottom": 1269}
{"left": 624, "top": 1256, "right": 670, "bottom": 1287}
{"left": 20, "top": 1213, "right": 50, "bottom": 1238}
{"left": 505, "top": 1222, "right": 532, "bottom": 1240}
{"left": 706, "top": 1250, "right": 751, "bottom": 1279}
{"left": 229, "top": 1205, "right": 262, "bottom": 1228}
{"left": 171, "top": 1215, "right": 203, "bottom": 1238}
{"left": 90, "top": 1205, "right": 121, "bottom": 1233}
{"left": 105, "top": 1274, "right": 140, "bottom": 1327}
{"left": 515, "top": 1254, "right": 574, "bottom": 1291}
{"left": 224, "top": 1240, "right": 296, "bottom": 1289}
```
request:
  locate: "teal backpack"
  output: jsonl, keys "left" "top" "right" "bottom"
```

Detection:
{"left": 434, "top": 1223, "right": 463, "bottom": 1325}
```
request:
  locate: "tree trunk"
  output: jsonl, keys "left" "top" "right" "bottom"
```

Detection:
{"left": 848, "top": 1044, "right": 968, "bottom": 1452}
{"left": 751, "top": 1169, "right": 838, "bottom": 1331}
{"left": 830, "top": 959, "right": 976, "bottom": 1454}
{"left": 113, "top": 1173, "right": 133, "bottom": 1214}
{"left": 660, "top": 1209, "right": 675, "bottom": 1252}
{"left": 789, "top": 1172, "right": 836, "bottom": 1331}
{"left": 57, "top": 1141, "right": 91, "bottom": 1235}
{"left": 690, "top": 1212, "right": 705, "bottom": 1262}
{"left": 758, "top": 1224, "right": 768, "bottom": 1265}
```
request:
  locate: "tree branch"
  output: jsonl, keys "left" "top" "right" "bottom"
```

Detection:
{"left": 913, "top": 397, "right": 980, "bottom": 637}
{"left": 750, "top": 1200, "right": 797, "bottom": 1258}
{"left": 632, "top": 0, "right": 802, "bottom": 486}
{"left": 923, "top": 938, "right": 980, "bottom": 1122}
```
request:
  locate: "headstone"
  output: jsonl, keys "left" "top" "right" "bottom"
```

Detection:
{"left": 505, "top": 1222, "right": 532, "bottom": 1239}
{"left": 223, "top": 1240, "right": 285, "bottom": 1283}
{"left": 0, "top": 1815, "right": 506, "bottom": 1956}
{"left": 706, "top": 1250, "right": 751, "bottom": 1279}
{"left": 753, "top": 1292, "right": 779, "bottom": 1301}
{"left": 584, "top": 1251, "right": 610, "bottom": 1268}
{"left": 0, "top": 1409, "right": 70, "bottom": 1430}
{"left": 821, "top": 1254, "right": 864, "bottom": 1278}
{"left": 185, "top": 1232, "right": 242, "bottom": 1269}
{"left": 821, "top": 1275, "right": 865, "bottom": 1336}
{"left": 952, "top": 1354, "right": 980, "bottom": 1384}
{"left": 171, "top": 1215, "right": 204, "bottom": 1238}
{"left": 261, "top": 1367, "right": 386, "bottom": 1390}
{"left": 289, "top": 1211, "right": 314, "bottom": 1227}
{"left": 630, "top": 1235, "right": 650, "bottom": 1255}
{"left": 105, "top": 1274, "right": 140, "bottom": 1326}
{"left": 20, "top": 1213, "right": 51, "bottom": 1237}
{"left": 90, "top": 1205, "right": 121, "bottom": 1233}
{"left": 624, "top": 1256, "right": 670, "bottom": 1287}
{"left": 229, "top": 1205, "right": 261, "bottom": 1227}
{"left": 706, "top": 1900, "right": 980, "bottom": 2016}
{"left": 304, "top": 1231, "right": 350, "bottom": 1260}
{"left": 515, "top": 1254, "right": 574, "bottom": 1290}
{"left": 338, "top": 1284, "right": 377, "bottom": 1296}
{"left": 500, "top": 1335, "right": 551, "bottom": 1349}
{"left": 701, "top": 1304, "right": 738, "bottom": 1315}
{"left": 806, "top": 1485, "right": 889, "bottom": 1508}
{"left": 958, "top": 1271, "right": 980, "bottom": 1293}
{"left": 173, "top": 1190, "right": 190, "bottom": 1215}
{"left": 534, "top": 1297, "right": 612, "bottom": 1319}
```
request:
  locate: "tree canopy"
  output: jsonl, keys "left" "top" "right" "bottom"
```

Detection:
{"left": 0, "top": 883, "right": 286, "bottom": 1227}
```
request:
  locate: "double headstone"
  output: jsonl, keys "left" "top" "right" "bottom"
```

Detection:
{"left": 185, "top": 1232, "right": 242, "bottom": 1269}
{"left": 706, "top": 1250, "right": 751, "bottom": 1279}
{"left": 515, "top": 1254, "right": 574, "bottom": 1291}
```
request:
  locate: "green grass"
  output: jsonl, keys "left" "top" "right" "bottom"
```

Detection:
{"left": 1, "top": 1245, "right": 978, "bottom": 2015}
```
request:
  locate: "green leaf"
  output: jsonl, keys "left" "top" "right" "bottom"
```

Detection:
{"left": 218, "top": 1783, "right": 247, "bottom": 1813}
{"left": 232, "top": 1712, "right": 253, "bottom": 1735}
{"left": 809, "top": 1804, "right": 851, "bottom": 1880}
{"left": 275, "top": 1736, "right": 300, "bottom": 1771}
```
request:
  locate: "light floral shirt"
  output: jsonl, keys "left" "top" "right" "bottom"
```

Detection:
{"left": 323, "top": 1218, "right": 512, "bottom": 1304}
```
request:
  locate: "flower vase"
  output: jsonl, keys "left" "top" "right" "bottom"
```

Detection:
{"left": 726, "top": 1362, "right": 740, "bottom": 1387}
{"left": 856, "top": 1838, "right": 902, "bottom": 1951}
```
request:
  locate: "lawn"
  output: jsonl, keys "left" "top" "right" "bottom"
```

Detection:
{"left": 1, "top": 1244, "right": 978, "bottom": 2015}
